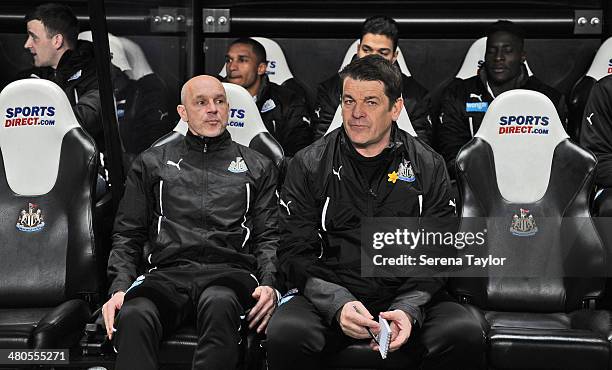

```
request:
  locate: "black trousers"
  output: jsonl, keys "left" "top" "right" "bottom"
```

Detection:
{"left": 266, "top": 296, "right": 486, "bottom": 370}
{"left": 113, "top": 264, "right": 258, "bottom": 370}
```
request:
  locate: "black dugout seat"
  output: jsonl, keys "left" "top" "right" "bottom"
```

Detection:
{"left": 568, "top": 37, "right": 612, "bottom": 142}
{"left": 0, "top": 79, "right": 98, "bottom": 350}
{"left": 451, "top": 89, "right": 611, "bottom": 369}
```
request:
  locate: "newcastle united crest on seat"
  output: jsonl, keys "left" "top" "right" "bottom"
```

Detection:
{"left": 16, "top": 203, "right": 45, "bottom": 232}
{"left": 510, "top": 208, "right": 538, "bottom": 236}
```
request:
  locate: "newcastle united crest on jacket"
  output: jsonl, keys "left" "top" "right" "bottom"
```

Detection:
{"left": 16, "top": 203, "right": 45, "bottom": 232}
{"left": 389, "top": 159, "right": 416, "bottom": 184}
{"left": 510, "top": 208, "right": 538, "bottom": 237}
{"left": 228, "top": 157, "right": 248, "bottom": 173}
{"left": 397, "top": 159, "right": 416, "bottom": 182}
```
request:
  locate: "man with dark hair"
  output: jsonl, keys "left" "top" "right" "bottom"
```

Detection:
{"left": 437, "top": 20, "right": 567, "bottom": 178}
{"left": 266, "top": 55, "right": 485, "bottom": 370}
{"left": 224, "top": 37, "right": 312, "bottom": 157}
{"left": 313, "top": 15, "right": 431, "bottom": 144}
{"left": 20, "top": 3, "right": 103, "bottom": 150}
{"left": 103, "top": 75, "right": 280, "bottom": 370}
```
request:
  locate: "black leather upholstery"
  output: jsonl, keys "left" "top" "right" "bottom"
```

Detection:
{"left": 0, "top": 127, "right": 97, "bottom": 349}
{"left": 484, "top": 309, "right": 611, "bottom": 369}
{"left": 0, "top": 79, "right": 98, "bottom": 350}
{"left": 33, "top": 299, "right": 91, "bottom": 348}
{"left": 152, "top": 131, "right": 184, "bottom": 149}
{"left": 451, "top": 117, "right": 611, "bottom": 368}
{"left": 452, "top": 138, "right": 606, "bottom": 310}
{"left": 0, "top": 308, "right": 47, "bottom": 348}
{"left": 250, "top": 131, "right": 285, "bottom": 170}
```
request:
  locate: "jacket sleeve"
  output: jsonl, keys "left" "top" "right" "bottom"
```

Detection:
{"left": 408, "top": 94, "right": 434, "bottom": 146}
{"left": 107, "top": 156, "right": 149, "bottom": 295}
{"left": 580, "top": 79, "right": 612, "bottom": 188}
{"left": 251, "top": 159, "right": 281, "bottom": 288}
{"left": 437, "top": 83, "right": 472, "bottom": 179}
{"left": 304, "top": 277, "right": 356, "bottom": 325}
{"left": 313, "top": 78, "right": 340, "bottom": 140}
{"left": 276, "top": 92, "right": 314, "bottom": 157}
{"left": 123, "top": 74, "right": 174, "bottom": 153}
{"left": 73, "top": 88, "right": 103, "bottom": 144}
{"left": 388, "top": 153, "right": 454, "bottom": 324}
{"left": 278, "top": 152, "right": 355, "bottom": 323}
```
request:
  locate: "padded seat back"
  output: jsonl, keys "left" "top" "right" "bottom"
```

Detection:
{"left": 339, "top": 39, "right": 411, "bottom": 76}
{"left": 568, "top": 37, "right": 612, "bottom": 140}
{"left": 456, "top": 37, "right": 533, "bottom": 79}
{"left": 585, "top": 37, "right": 612, "bottom": 81}
{"left": 0, "top": 79, "right": 98, "bottom": 307}
{"left": 324, "top": 103, "right": 417, "bottom": 137}
{"left": 251, "top": 37, "right": 293, "bottom": 84}
{"left": 156, "top": 84, "right": 284, "bottom": 169}
{"left": 453, "top": 89, "right": 605, "bottom": 312}
{"left": 78, "top": 31, "right": 131, "bottom": 72}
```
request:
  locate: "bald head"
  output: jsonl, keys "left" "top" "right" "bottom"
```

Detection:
{"left": 180, "top": 75, "right": 224, "bottom": 104}
{"left": 177, "top": 75, "right": 229, "bottom": 138}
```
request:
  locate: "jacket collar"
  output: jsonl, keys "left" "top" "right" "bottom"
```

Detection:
{"left": 54, "top": 40, "right": 95, "bottom": 82}
{"left": 185, "top": 128, "right": 232, "bottom": 152}
{"left": 479, "top": 64, "right": 529, "bottom": 96}
{"left": 255, "top": 75, "right": 271, "bottom": 107}
{"left": 337, "top": 122, "right": 424, "bottom": 179}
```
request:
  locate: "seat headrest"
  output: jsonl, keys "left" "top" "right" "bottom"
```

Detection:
{"left": 118, "top": 37, "right": 154, "bottom": 81}
{"left": 585, "top": 37, "right": 612, "bottom": 81}
{"left": 0, "top": 79, "right": 81, "bottom": 195}
{"left": 173, "top": 118, "right": 188, "bottom": 135}
{"left": 324, "top": 103, "right": 417, "bottom": 137}
{"left": 474, "top": 89, "right": 568, "bottom": 203}
{"left": 78, "top": 31, "right": 131, "bottom": 72}
{"left": 223, "top": 82, "right": 269, "bottom": 145}
{"left": 172, "top": 83, "right": 270, "bottom": 147}
{"left": 455, "top": 37, "right": 533, "bottom": 79}
{"left": 219, "top": 37, "right": 294, "bottom": 85}
{"left": 338, "top": 39, "right": 412, "bottom": 76}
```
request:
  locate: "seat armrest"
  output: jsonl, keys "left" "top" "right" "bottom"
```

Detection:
{"left": 32, "top": 299, "right": 90, "bottom": 348}
{"left": 570, "top": 309, "right": 612, "bottom": 340}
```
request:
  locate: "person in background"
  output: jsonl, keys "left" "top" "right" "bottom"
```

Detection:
{"left": 224, "top": 37, "right": 313, "bottom": 157}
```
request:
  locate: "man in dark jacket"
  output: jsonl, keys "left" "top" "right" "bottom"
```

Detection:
{"left": 224, "top": 37, "right": 312, "bottom": 157}
{"left": 102, "top": 75, "right": 280, "bottom": 370}
{"left": 437, "top": 20, "right": 567, "bottom": 178}
{"left": 266, "top": 55, "right": 485, "bottom": 370}
{"left": 21, "top": 3, "right": 103, "bottom": 150}
{"left": 313, "top": 16, "right": 431, "bottom": 144}
{"left": 78, "top": 31, "right": 175, "bottom": 157}
{"left": 580, "top": 74, "right": 612, "bottom": 188}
